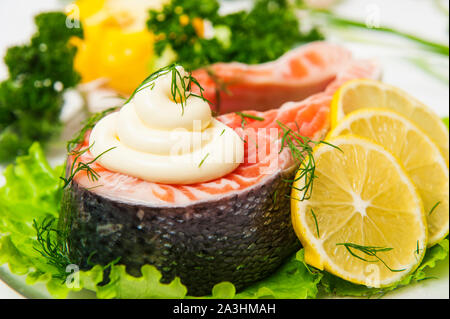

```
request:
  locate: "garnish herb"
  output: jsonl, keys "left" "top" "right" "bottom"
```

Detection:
{"left": 277, "top": 120, "right": 342, "bottom": 201}
{"left": 33, "top": 217, "right": 121, "bottom": 282}
{"left": 416, "top": 276, "right": 438, "bottom": 282}
{"left": 219, "top": 129, "right": 226, "bottom": 136}
{"left": 310, "top": 209, "right": 320, "bottom": 238}
{"left": 414, "top": 240, "right": 426, "bottom": 262}
{"left": 272, "top": 190, "right": 278, "bottom": 205}
{"left": 33, "top": 217, "right": 73, "bottom": 281}
{"left": 61, "top": 144, "right": 116, "bottom": 189}
{"left": 198, "top": 153, "right": 210, "bottom": 167}
{"left": 147, "top": 0, "right": 324, "bottom": 71}
{"left": 0, "top": 12, "right": 83, "bottom": 162}
{"left": 238, "top": 135, "right": 247, "bottom": 144}
{"left": 126, "top": 64, "right": 210, "bottom": 115}
{"left": 235, "top": 112, "right": 265, "bottom": 129}
{"left": 336, "top": 243, "right": 406, "bottom": 273}
{"left": 428, "top": 201, "right": 441, "bottom": 216}
{"left": 236, "top": 112, "right": 265, "bottom": 122}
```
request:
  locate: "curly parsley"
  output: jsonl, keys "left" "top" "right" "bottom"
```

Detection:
{"left": 0, "top": 12, "right": 83, "bottom": 162}
{"left": 147, "top": 0, "right": 324, "bottom": 70}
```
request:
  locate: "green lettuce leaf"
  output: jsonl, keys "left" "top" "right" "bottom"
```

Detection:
{"left": 204, "top": 250, "right": 322, "bottom": 299}
{"left": 0, "top": 142, "right": 448, "bottom": 299}
{"left": 234, "top": 250, "right": 322, "bottom": 299}
{"left": 95, "top": 265, "right": 188, "bottom": 299}
{"left": 0, "top": 143, "right": 69, "bottom": 297}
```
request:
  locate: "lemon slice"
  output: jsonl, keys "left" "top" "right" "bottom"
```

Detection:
{"left": 329, "top": 109, "right": 449, "bottom": 247}
{"left": 330, "top": 79, "right": 449, "bottom": 164}
{"left": 291, "top": 135, "right": 427, "bottom": 287}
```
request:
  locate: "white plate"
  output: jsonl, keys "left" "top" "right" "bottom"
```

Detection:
{"left": 0, "top": 0, "right": 449, "bottom": 299}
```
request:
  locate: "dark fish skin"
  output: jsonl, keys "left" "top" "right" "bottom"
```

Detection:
{"left": 60, "top": 167, "right": 300, "bottom": 296}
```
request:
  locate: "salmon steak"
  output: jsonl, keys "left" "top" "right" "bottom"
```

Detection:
{"left": 60, "top": 43, "right": 380, "bottom": 296}
{"left": 192, "top": 42, "right": 353, "bottom": 113}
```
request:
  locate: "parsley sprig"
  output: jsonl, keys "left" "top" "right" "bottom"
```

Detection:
{"left": 147, "top": 0, "right": 324, "bottom": 70}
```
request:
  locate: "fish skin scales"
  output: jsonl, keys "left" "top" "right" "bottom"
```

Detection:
{"left": 62, "top": 47, "right": 381, "bottom": 296}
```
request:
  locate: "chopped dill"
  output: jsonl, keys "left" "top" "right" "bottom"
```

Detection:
{"left": 336, "top": 242, "right": 406, "bottom": 273}
{"left": 33, "top": 217, "right": 121, "bottom": 283}
{"left": 61, "top": 144, "right": 116, "bottom": 189}
{"left": 198, "top": 153, "right": 210, "bottom": 167}
{"left": 414, "top": 240, "right": 424, "bottom": 262}
{"left": 428, "top": 201, "right": 441, "bottom": 216}
{"left": 220, "top": 129, "right": 226, "bottom": 136}
{"left": 416, "top": 276, "right": 438, "bottom": 282}
{"left": 235, "top": 112, "right": 265, "bottom": 128}
{"left": 33, "top": 217, "right": 73, "bottom": 281}
{"left": 126, "top": 64, "right": 210, "bottom": 116}
{"left": 272, "top": 190, "right": 278, "bottom": 205}
{"left": 310, "top": 209, "right": 320, "bottom": 238}
{"left": 238, "top": 135, "right": 247, "bottom": 144}
{"left": 277, "top": 120, "right": 342, "bottom": 201}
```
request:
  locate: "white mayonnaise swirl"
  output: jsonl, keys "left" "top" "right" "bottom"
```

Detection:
{"left": 89, "top": 67, "right": 244, "bottom": 184}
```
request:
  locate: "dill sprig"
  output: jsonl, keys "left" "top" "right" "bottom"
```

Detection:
{"left": 310, "top": 209, "right": 320, "bottom": 238}
{"left": 33, "top": 217, "right": 121, "bottom": 282}
{"left": 428, "top": 201, "right": 441, "bottom": 216}
{"left": 272, "top": 190, "right": 278, "bottom": 205}
{"left": 336, "top": 242, "right": 406, "bottom": 273}
{"left": 33, "top": 217, "right": 73, "bottom": 281}
{"left": 126, "top": 64, "right": 210, "bottom": 116}
{"left": 235, "top": 112, "right": 265, "bottom": 128}
{"left": 60, "top": 144, "right": 116, "bottom": 189}
{"left": 66, "top": 106, "right": 119, "bottom": 152}
{"left": 277, "top": 120, "right": 341, "bottom": 201}
{"left": 414, "top": 240, "right": 426, "bottom": 262}
{"left": 198, "top": 153, "right": 210, "bottom": 167}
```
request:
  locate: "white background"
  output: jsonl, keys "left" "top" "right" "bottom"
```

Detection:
{"left": 0, "top": 0, "right": 448, "bottom": 299}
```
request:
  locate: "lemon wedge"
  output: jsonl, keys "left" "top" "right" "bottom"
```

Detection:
{"left": 330, "top": 79, "right": 449, "bottom": 164}
{"left": 329, "top": 109, "right": 449, "bottom": 247}
{"left": 291, "top": 135, "right": 427, "bottom": 287}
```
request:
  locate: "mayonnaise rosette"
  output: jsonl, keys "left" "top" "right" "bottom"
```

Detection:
{"left": 89, "top": 66, "right": 244, "bottom": 184}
